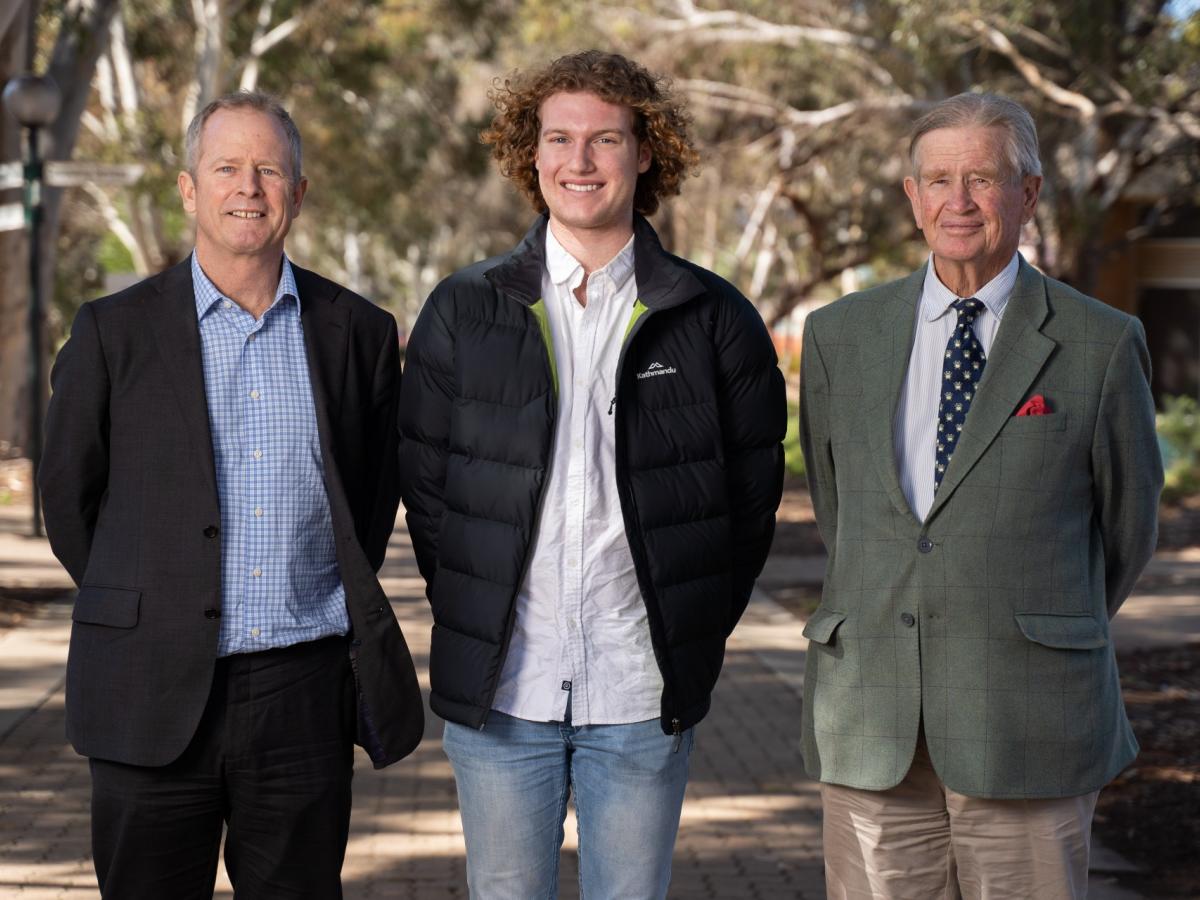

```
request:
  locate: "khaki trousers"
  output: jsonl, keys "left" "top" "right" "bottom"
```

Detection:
{"left": 820, "top": 737, "right": 1099, "bottom": 900}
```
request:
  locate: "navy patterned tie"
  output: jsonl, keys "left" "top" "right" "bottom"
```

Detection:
{"left": 935, "top": 298, "right": 986, "bottom": 490}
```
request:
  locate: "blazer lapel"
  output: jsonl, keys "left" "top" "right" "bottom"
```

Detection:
{"left": 295, "top": 266, "right": 350, "bottom": 467}
{"left": 145, "top": 259, "right": 219, "bottom": 500}
{"left": 862, "top": 266, "right": 925, "bottom": 526}
{"left": 926, "top": 259, "right": 1055, "bottom": 520}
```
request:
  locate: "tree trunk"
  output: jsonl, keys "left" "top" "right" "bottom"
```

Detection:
{"left": 0, "top": 1, "right": 31, "bottom": 457}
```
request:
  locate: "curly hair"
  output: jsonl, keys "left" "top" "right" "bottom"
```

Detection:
{"left": 481, "top": 50, "right": 699, "bottom": 216}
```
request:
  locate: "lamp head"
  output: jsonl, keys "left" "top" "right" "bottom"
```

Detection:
{"left": 3, "top": 75, "right": 62, "bottom": 128}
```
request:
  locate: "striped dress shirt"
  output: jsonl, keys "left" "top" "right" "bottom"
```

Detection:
{"left": 192, "top": 252, "right": 349, "bottom": 656}
{"left": 893, "top": 252, "right": 1019, "bottom": 521}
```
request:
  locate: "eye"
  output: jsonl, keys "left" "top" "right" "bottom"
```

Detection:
{"left": 548, "top": 136, "right": 569, "bottom": 144}
{"left": 258, "top": 167, "right": 278, "bottom": 177}
{"left": 218, "top": 166, "right": 236, "bottom": 174}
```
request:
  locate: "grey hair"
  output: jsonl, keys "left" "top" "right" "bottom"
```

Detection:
{"left": 184, "top": 91, "right": 303, "bottom": 184}
{"left": 909, "top": 92, "right": 1042, "bottom": 180}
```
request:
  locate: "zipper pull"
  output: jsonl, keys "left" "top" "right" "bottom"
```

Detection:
{"left": 671, "top": 718, "right": 682, "bottom": 754}
{"left": 608, "top": 396, "right": 616, "bottom": 416}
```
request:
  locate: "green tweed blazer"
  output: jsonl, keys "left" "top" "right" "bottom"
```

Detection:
{"left": 798, "top": 259, "right": 1163, "bottom": 800}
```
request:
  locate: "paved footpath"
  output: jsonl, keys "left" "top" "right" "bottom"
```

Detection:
{"left": 3, "top": 500, "right": 1195, "bottom": 897}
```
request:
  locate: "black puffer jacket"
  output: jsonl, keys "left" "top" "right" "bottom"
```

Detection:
{"left": 399, "top": 215, "right": 785, "bottom": 734}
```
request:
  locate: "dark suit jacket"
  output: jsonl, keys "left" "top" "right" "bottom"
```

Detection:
{"left": 40, "top": 258, "right": 424, "bottom": 769}
{"left": 799, "top": 259, "right": 1162, "bottom": 799}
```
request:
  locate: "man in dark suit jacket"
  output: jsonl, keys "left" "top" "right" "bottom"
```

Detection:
{"left": 39, "top": 91, "right": 423, "bottom": 899}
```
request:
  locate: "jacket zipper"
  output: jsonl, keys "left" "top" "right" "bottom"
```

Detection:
{"left": 612, "top": 305, "right": 683, "bottom": 733}
{"left": 477, "top": 300, "right": 559, "bottom": 728}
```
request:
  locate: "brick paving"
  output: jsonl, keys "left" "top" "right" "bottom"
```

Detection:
{"left": 0, "top": 523, "right": 825, "bottom": 899}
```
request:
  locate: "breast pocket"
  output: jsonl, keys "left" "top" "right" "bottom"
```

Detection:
{"left": 1000, "top": 412, "right": 1068, "bottom": 435}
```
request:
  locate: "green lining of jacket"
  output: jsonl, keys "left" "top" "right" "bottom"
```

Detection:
{"left": 624, "top": 300, "right": 650, "bottom": 342}
{"left": 529, "top": 299, "right": 558, "bottom": 396}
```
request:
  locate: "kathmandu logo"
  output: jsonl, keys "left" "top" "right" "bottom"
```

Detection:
{"left": 637, "top": 361, "right": 678, "bottom": 380}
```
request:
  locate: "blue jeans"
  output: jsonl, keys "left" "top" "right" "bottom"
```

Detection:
{"left": 442, "top": 711, "right": 695, "bottom": 899}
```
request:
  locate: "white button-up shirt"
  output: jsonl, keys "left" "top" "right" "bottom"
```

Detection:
{"left": 894, "top": 253, "right": 1018, "bottom": 521}
{"left": 491, "top": 225, "right": 663, "bottom": 725}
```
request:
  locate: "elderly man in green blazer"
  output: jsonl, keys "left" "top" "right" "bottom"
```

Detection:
{"left": 799, "top": 92, "right": 1163, "bottom": 899}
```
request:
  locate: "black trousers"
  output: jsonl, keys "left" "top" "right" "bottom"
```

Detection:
{"left": 89, "top": 636, "right": 356, "bottom": 899}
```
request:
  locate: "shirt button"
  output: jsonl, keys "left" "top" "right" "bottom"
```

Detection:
{"left": 249, "top": 389, "right": 260, "bottom": 399}
{"left": 203, "top": 525, "right": 219, "bottom": 538}
{"left": 901, "top": 612, "right": 916, "bottom": 628}
{"left": 250, "top": 627, "right": 261, "bottom": 637}
{"left": 917, "top": 537, "right": 934, "bottom": 553}
{"left": 247, "top": 333, "right": 257, "bottom": 342}
{"left": 223, "top": 300, "right": 232, "bottom": 310}
{"left": 567, "top": 559, "right": 578, "bottom": 568}
{"left": 252, "top": 567, "right": 262, "bottom": 577}
{"left": 254, "top": 507, "right": 263, "bottom": 518}
{"left": 252, "top": 449, "right": 263, "bottom": 459}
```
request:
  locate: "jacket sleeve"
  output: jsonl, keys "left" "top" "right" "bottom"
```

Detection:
{"left": 715, "top": 295, "right": 786, "bottom": 631}
{"left": 799, "top": 315, "right": 838, "bottom": 550}
{"left": 39, "top": 302, "right": 110, "bottom": 587}
{"left": 1092, "top": 316, "right": 1162, "bottom": 617}
{"left": 362, "top": 315, "right": 403, "bottom": 572}
{"left": 398, "top": 291, "right": 455, "bottom": 592}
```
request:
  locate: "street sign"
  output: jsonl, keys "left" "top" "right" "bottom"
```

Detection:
{"left": 0, "top": 201, "right": 22, "bottom": 232}
{"left": 45, "top": 161, "right": 144, "bottom": 186}
{"left": 0, "top": 159, "right": 145, "bottom": 189}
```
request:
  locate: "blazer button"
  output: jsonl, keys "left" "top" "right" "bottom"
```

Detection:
{"left": 204, "top": 608, "right": 221, "bottom": 619}
{"left": 203, "top": 525, "right": 220, "bottom": 539}
{"left": 917, "top": 537, "right": 933, "bottom": 553}
{"left": 901, "top": 612, "right": 916, "bottom": 627}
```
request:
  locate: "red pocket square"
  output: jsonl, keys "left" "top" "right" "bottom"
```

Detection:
{"left": 1015, "top": 395, "right": 1051, "bottom": 416}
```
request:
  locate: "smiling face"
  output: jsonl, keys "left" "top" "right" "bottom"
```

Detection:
{"left": 903, "top": 125, "right": 1041, "bottom": 293}
{"left": 177, "top": 107, "right": 307, "bottom": 269}
{"left": 534, "top": 90, "right": 651, "bottom": 242}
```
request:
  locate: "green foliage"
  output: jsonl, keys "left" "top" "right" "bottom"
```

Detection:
{"left": 784, "top": 403, "right": 806, "bottom": 478}
{"left": 1158, "top": 395, "right": 1200, "bottom": 503}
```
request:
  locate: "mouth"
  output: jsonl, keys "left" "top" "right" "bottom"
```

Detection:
{"left": 561, "top": 182, "right": 602, "bottom": 193}
{"left": 228, "top": 210, "right": 266, "bottom": 219}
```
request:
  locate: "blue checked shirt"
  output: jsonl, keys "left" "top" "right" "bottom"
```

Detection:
{"left": 192, "top": 252, "right": 349, "bottom": 656}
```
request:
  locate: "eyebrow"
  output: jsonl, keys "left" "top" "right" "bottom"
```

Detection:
{"left": 540, "top": 127, "right": 625, "bottom": 138}
{"left": 212, "top": 156, "right": 286, "bottom": 168}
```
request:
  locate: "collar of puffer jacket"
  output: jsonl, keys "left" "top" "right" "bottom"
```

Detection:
{"left": 485, "top": 213, "right": 707, "bottom": 312}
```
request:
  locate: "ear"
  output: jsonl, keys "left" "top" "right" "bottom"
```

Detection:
{"left": 290, "top": 175, "right": 309, "bottom": 217}
{"left": 178, "top": 171, "right": 197, "bottom": 215}
{"left": 1021, "top": 174, "right": 1042, "bottom": 224}
{"left": 637, "top": 139, "right": 651, "bottom": 175}
{"left": 903, "top": 176, "right": 923, "bottom": 230}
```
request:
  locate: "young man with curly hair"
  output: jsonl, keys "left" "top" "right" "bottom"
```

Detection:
{"left": 398, "top": 50, "right": 785, "bottom": 898}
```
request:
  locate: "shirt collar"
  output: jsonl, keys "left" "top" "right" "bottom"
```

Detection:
{"left": 544, "top": 225, "right": 636, "bottom": 294}
{"left": 920, "top": 251, "right": 1019, "bottom": 322}
{"left": 191, "top": 251, "right": 299, "bottom": 320}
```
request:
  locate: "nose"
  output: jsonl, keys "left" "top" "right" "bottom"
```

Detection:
{"left": 236, "top": 168, "right": 264, "bottom": 195}
{"left": 568, "top": 140, "right": 594, "bottom": 172}
{"left": 947, "top": 180, "right": 975, "bottom": 212}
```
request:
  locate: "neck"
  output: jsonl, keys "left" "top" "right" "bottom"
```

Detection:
{"left": 548, "top": 217, "right": 633, "bottom": 276}
{"left": 930, "top": 253, "right": 1011, "bottom": 299}
{"left": 195, "top": 247, "right": 283, "bottom": 319}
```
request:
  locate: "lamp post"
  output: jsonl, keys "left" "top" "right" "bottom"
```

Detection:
{"left": 3, "top": 74, "right": 61, "bottom": 538}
